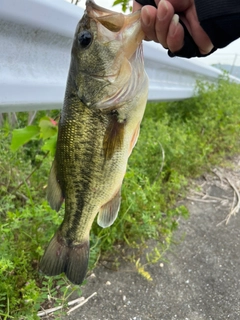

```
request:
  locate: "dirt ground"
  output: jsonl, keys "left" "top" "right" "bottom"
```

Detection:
{"left": 64, "top": 159, "right": 240, "bottom": 320}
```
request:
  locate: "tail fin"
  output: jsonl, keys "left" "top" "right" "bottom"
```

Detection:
{"left": 39, "top": 232, "right": 89, "bottom": 285}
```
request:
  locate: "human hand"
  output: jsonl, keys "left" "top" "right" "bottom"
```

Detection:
{"left": 133, "top": 0, "right": 214, "bottom": 57}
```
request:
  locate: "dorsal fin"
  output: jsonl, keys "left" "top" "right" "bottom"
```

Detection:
{"left": 97, "top": 188, "right": 121, "bottom": 228}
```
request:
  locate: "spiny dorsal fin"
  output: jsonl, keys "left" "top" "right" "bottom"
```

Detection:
{"left": 47, "top": 159, "right": 64, "bottom": 211}
{"left": 97, "top": 188, "right": 121, "bottom": 228}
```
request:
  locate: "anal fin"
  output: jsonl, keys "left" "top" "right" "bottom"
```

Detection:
{"left": 47, "top": 159, "right": 64, "bottom": 211}
{"left": 97, "top": 189, "right": 121, "bottom": 228}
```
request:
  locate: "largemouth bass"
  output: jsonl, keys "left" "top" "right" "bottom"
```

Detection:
{"left": 40, "top": 0, "right": 148, "bottom": 285}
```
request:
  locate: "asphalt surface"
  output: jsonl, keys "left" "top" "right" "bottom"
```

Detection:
{"left": 66, "top": 166, "right": 240, "bottom": 320}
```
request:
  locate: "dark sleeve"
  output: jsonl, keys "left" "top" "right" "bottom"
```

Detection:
{"left": 134, "top": 0, "right": 240, "bottom": 58}
{"left": 195, "top": 0, "right": 240, "bottom": 48}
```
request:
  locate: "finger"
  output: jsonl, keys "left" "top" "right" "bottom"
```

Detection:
{"left": 141, "top": 6, "right": 159, "bottom": 42}
{"left": 185, "top": 8, "right": 214, "bottom": 54}
{"left": 132, "top": 1, "right": 143, "bottom": 12}
{"left": 154, "top": 0, "right": 175, "bottom": 48}
{"left": 166, "top": 14, "right": 185, "bottom": 52}
{"left": 191, "top": 27, "right": 214, "bottom": 55}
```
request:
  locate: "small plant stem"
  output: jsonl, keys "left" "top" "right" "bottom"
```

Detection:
{"left": 14, "top": 151, "right": 49, "bottom": 192}
{"left": 67, "top": 292, "right": 97, "bottom": 315}
{"left": 37, "top": 294, "right": 95, "bottom": 317}
{"left": 152, "top": 142, "right": 165, "bottom": 185}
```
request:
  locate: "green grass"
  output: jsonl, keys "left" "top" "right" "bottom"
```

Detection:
{"left": 0, "top": 78, "right": 240, "bottom": 318}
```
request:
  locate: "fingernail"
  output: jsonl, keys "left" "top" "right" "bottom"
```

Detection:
{"left": 142, "top": 7, "right": 151, "bottom": 26}
{"left": 169, "top": 14, "right": 179, "bottom": 36}
{"left": 157, "top": 0, "right": 168, "bottom": 21}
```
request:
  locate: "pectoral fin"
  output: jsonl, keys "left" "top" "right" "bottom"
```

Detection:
{"left": 47, "top": 159, "right": 64, "bottom": 211}
{"left": 103, "top": 115, "right": 125, "bottom": 160}
{"left": 97, "top": 189, "right": 121, "bottom": 228}
{"left": 129, "top": 122, "right": 140, "bottom": 156}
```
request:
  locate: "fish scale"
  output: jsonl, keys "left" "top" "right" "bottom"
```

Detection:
{"left": 39, "top": 0, "right": 148, "bottom": 285}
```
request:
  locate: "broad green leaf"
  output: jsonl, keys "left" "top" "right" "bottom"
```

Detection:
{"left": 113, "top": 0, "right": 123, "bottom": 6}
{"left": 112, "top": 0, "right": 130, "bottom": 12}
{"left": 41, "top": 133, "right": 57, "bottom": 156}
{"left": 11, "top": 125, "right": 39, "bottom": 151}
{"left": 39, "top": 116, "right": 58, "bottom": 140}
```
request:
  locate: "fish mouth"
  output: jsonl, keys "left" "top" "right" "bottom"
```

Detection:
{"left": 86, "top": 0, "right": 144, "bottom": 60}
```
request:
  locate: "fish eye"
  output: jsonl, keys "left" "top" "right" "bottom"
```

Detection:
{"left": 78, "top": 30, "right": 93, "bottom": 49}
